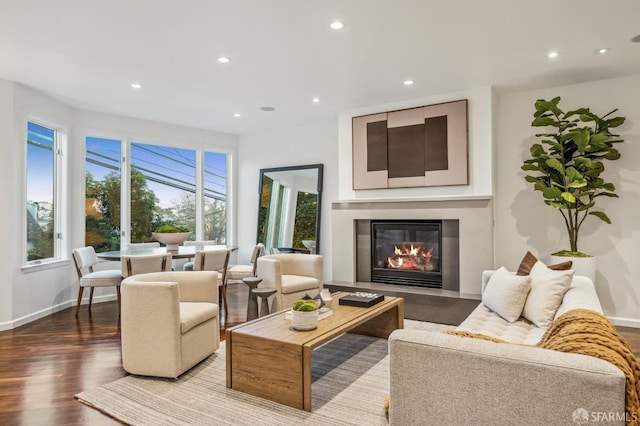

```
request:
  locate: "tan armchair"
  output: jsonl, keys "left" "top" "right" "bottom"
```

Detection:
{"left": 120, "top": 271, "right": 220, "bottom": 378}
{"left": 256, "top": 254, "right": 323, "bottom": 312}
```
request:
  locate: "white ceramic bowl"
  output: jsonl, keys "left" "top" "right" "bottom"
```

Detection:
{"left": 301, "top": 240, "right": 316, "bottom": 253}
{"left": 152, "top": 232, "right": 192, "bottom": 250}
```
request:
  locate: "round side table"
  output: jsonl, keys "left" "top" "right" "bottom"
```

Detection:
{"left": 252, "top": 288, "right": 277, "bottom": 317}
{"left": 242, "top": 277, "right": 262, "bottom": 321}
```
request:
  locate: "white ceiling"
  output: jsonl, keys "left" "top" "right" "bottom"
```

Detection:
{"left": 1, "top": 0, "right": 639, "bottom": 135}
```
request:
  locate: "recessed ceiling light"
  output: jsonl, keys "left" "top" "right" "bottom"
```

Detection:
{"left": 260, "top": 106, "right": 276, "bottom": 112}
{"left": 403, "top": 80, "right": 414, "bottom": 86}
{"left": 233, "top": 113, "right": 241, "bottom": 118}
{"left": 595, "top": 47, "right": 611, "bottom": 55}
{"left": 312, "top": 97, "right": 320, "bottom": 103}
{"left": 547, "top": 51, "right": 559, "bottom": 59}
{"left": 330, "top": 21, "right": 344, "bottom": 30}
{"left": 217, "top": 56, "right": 230, "bottom": 63}
{"left": 130, "top": 82, "right": 142, "bottom": 89}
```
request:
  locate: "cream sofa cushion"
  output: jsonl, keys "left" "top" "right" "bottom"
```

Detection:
{"left": 456, "top": 304, "right": 546, "bottom": 345}
{"left": 522, "top": 261, "right": 574, "bottom": 327}
{"left": 481, "top": 266, "right": 531, "bottom": 322}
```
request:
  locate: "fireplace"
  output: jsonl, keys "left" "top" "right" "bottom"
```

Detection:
{"left": 371, "top": 220, "right": 443, "bottom": 288}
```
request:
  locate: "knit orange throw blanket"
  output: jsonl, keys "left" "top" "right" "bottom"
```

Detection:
{"left": 536, "top": 309, "right": 640, "bottom": 425}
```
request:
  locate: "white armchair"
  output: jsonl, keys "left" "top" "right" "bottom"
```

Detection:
{"left": 256, "top": 254, "right": 323, "bottom": 312}
{"left": 120, "top": 271, "right": 220, "bottom": 378}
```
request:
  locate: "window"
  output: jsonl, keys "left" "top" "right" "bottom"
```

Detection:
{"left": 204, "top": 151, "right": 227, "bottom": 243}
{"left": 85, "top": 137, "right": 122, "bottom": 252}
{"left": 25, "top": 120, "right": 65, "bottom": 263}
{"left": 84, "top": 138, "right": 228, "bottom": 248}
{"left": 130, "top": 142, "right": 196, "bottom": 243}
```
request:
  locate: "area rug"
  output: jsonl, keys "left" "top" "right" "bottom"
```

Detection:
{"left": 76, "top": 320, "right": 453, "bottom": 425}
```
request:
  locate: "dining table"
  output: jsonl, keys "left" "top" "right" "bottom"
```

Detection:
{"left": 96, "top": 244, "right": 239, "bottom": 261}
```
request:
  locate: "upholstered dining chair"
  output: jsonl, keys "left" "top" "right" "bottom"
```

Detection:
{"left": 120, "top": 271, "right": 220, "bottom": 378}
{"left": 72, "top": 246, "right": 123, "bottom": 316}
{"left": 182, "top": 240, "right": 218, "bottom": 271}
{"left": 226, "top": 243, "right": 265, "bottom": 283}
{"left": 126, "top": 242, "right": 161, "bottom": 249}
{"left": 256, "top": 254, "right": 323, "bottom": 312}
{"left": 121, "top": 253, "right": 172, "bottom": 277}
{"left": 191, "top": 248, "right": 230, "bottom": 319}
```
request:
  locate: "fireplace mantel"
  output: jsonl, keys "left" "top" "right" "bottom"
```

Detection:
{"left": 331, "top": 196, "right": 494, "bottom": 296}
{"left": 333, "top": 195, "right": 492, "bottom": 206}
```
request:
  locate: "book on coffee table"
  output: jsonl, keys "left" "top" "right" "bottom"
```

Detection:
{"left": 338, "top": 292, "right": 385, "bottom": 308}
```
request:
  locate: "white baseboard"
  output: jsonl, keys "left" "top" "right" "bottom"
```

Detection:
{"left": 608, "top": 316, "right": 640, "bottom": 328}
{"left": 0, "top": 294, "right": 118, "bottom": 331}
{"left": 0, "top": 300, "right": 72, "bottom": 331}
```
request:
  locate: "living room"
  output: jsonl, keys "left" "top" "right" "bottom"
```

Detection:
{"left": 1, "top": 0, "right": 640, "bottom": 423}
{"left": 2, "top": 4, "right": 639, "bottom": 331}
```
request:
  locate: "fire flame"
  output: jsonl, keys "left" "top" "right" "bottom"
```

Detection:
{"left": 386, "top": 244, "right": 435, "bottom": 271}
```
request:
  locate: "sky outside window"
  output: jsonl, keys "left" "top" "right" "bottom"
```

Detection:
{"left": 26, "top": 122, "right": 54, "bottom": 203}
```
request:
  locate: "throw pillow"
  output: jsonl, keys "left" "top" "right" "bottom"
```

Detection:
{"left": 522, "top": 261, "right": 574, "bottom": 328}
{"left": 516, "top": 251, "right": 573, "bottom": 276}
{"left": 482, "top": 267, "right": 531, "bottom": 323}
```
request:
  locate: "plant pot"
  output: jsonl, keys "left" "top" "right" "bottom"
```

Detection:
{"left": 291, "top": 310, "right": 319, "bottom": 331}
{"left": 152, "top": 232, "right": 192, "bottom": 251}
{"left": 550, "top": 254, "right": 596, "bottom": 283}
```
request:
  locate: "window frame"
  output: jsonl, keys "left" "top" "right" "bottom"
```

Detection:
{"left": 83, "top": 135, "right": 230, "bottom": 249}
{"left": 23, "top": 116, "right": 68, "bottom": 270}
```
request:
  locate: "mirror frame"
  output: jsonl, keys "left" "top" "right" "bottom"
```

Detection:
{"left": 256, "top": 163, "right": 324, "bottom": 254}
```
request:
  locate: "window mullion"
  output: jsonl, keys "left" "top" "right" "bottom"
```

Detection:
{"left": 195, "top": 151, "right": 204, "bottom": 240}
{"left": 122, "top": 140, "right": 131, "bottom": 248}
{"left": 55, "top": 132, "right": 66, "bottom": 258}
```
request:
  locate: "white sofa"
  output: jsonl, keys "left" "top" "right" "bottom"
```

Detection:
{"left": 389, "top": 270, "right": 626, "bottom": 425}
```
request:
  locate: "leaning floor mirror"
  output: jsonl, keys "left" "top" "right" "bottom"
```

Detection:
{"left": 257, "top": 164, "right": 323, "bottom": 255}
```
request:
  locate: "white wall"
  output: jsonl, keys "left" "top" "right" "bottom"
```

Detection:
{"left": 0, "top": 79, "right": 15, "bottom": 324}
{"left": 237, "top": 120, "right": 339, "bottom": 281}
{"left": 495, "top": 74, "right": 640, "bottom": 326}
{"left": 0, "top": 81, "right": 239, "bottom": 330}
{"left": 5, "top": 83, "right": 74, "bottom": 327}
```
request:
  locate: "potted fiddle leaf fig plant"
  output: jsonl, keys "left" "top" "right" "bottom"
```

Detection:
{"left": 521, "top": 96, "right": 625, "bottom": 279}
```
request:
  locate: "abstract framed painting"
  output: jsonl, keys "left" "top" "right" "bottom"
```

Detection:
{"left": 352, "top": 99, "right": 469, "bottom": 190}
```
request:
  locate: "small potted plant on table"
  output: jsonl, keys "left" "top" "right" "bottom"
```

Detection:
{"left": 291, "top": 299, "right": 319, "bottom": 331}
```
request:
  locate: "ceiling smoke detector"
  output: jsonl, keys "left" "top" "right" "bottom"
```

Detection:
{"left": 632, "top": 34, "right": 640, "bottom": 43}
{"left": 260, "top": 106, "right": 276, "bottom": 112}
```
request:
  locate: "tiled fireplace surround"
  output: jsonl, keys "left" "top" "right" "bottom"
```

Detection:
{"left": 330, "top": 197, "right": 493, "bottom": 298}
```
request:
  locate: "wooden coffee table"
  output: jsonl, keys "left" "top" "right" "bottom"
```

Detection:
{"left": 225, "top": 292, "right": 404, "bottom": 411}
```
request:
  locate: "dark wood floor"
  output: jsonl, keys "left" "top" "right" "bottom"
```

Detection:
{"left": 1, "top": 282, "right": 639, "bottom": 425}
